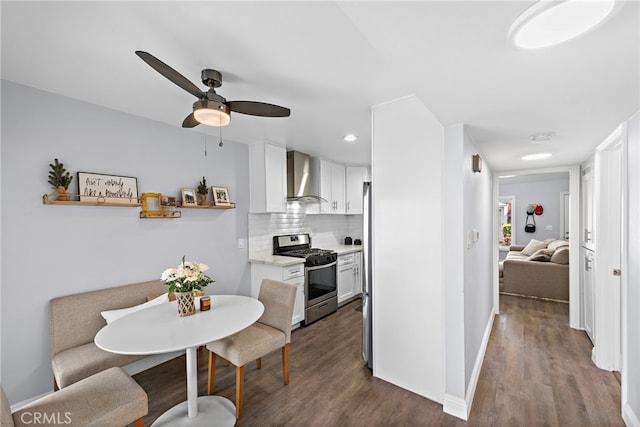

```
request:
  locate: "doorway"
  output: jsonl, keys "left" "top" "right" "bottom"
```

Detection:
{"left": 494, "top": 168, "right": 581, "bottom": 328}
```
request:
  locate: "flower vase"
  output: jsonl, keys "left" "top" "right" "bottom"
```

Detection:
{"left": 197, "top": 194, "right": 208, "bottom": 206}
{"left": 176, "top": 291, "right": 196, "bottom": 317}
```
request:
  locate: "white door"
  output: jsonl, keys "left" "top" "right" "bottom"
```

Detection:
{"left": 592, "top": 127, "right": 623, "bottom": 370}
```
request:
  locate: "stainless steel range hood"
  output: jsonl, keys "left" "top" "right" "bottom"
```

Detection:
{"left": 286, "top": 151, "right": 326, "bottom": 203}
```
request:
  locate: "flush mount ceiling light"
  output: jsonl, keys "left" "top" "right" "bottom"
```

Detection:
{"left": 509, "top": 0, "right": 616, "bottom": 49}
{"left": 344, "top": 134, "right": 358, "bottom": 142}
{"left": 522, "top": 152, "right": 553, "bottom": 160}
{"left": 530, "top": 132, "right": 555, "bottom": 143}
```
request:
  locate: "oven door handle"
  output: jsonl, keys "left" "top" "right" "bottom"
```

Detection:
{"left": 306, "top": 261, "right": 337, "bottom": 271}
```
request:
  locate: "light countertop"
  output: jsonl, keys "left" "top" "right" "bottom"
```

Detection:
{"left": 249, "top": 245, "right": 363, "bottom": 266}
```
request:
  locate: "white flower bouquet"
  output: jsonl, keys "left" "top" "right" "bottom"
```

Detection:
{"left": 161, "top": 256, "right": 214, "bottom": 294}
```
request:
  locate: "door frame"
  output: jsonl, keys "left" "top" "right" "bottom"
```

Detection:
{"left": 559, "top": 191, "right": 570, "bottom": 241}
{"left": 494, "top": 166, "right": 580, "bottom": 328}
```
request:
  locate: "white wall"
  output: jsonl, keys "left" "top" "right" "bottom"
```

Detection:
{"left": 623, "top": 110, "right": 640, "bottom": 426}
{"left": 443, "top": 124, "right": 495, "bottom": 419}
{"left": 371, "top": 95, "right": 443, "bottom": 402}
{"left": 499, "top": 175, "right": 570, "bottom": 245}
{"left": 0, "top": 81, "right": 251, "bottom": 404}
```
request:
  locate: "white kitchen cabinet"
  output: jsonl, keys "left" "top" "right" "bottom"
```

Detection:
{"left": 308, "top": 159, "right": 345, "bottom": 214}
{"left": 338, "top": 252, "right": 362, "bottom": 304}
{"left": 249, "top": 142, "right": 287, "bottom": 213}
{"left": 250, "top": 262, "right": 305, "bottom": 327}
{"left": 345, "top": 166, "right": 368, "bottom": 215}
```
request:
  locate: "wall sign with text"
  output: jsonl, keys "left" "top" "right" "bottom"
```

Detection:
{"left": 77, "top": 172, "right": 138, "bottom": 204}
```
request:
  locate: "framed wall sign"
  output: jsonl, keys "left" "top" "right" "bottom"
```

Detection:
{"left": 211, "top": 186, "right": 231, "bottom": 206}
{"left": 78, "top": 172, "right": 138, "bottom": 204}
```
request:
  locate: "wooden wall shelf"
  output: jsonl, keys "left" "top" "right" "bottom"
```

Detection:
{"left": 139, "top": 211, "right": 182, "bottom": 219}
{"left": 42, "top": 194, "right": 141, "bottom": 207}
{"left": 179, "top": 203, "right": 236, "bottom": 210}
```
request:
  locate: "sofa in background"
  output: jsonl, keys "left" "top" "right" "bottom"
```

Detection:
{"left": 500, "top": 239, "right": 570, "bottom": 301}
{"left": 49, "top": 280, "right": 182, "bottom": 390}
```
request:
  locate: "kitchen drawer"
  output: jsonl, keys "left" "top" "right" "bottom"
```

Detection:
{"left": 282, "top": 264, "right": 304, "bottom": 280}
{"left": 338, "top": 254, "right": 354, "bottom": 266}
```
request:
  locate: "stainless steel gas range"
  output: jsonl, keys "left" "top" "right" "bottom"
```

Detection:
{"left": 273, "top": 233, "right": 338, "bottom": 325}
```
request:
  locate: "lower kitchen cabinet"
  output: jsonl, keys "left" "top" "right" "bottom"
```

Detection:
{"left": 250, "top": 262, "right": 305, "bottom": 327}
{"left": 337, "top": 252, "right": 362, "bottom": 305}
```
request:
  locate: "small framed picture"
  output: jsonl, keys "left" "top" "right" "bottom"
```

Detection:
{"left": 181, "top": 188, "right": 197, "bottom": 206}
{"left": 160, "top": 195, "right": 177, "bottom": 207}
{"left": 211, "top": 186, "right": 231, "bottom": 206}
{"left": 141, "top": 193, "right": 163, "bottom": 217}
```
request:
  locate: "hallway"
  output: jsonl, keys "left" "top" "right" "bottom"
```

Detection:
{"left": 469, "top": 295, "right": 623, "bottom": 426}
{"left": 135, "top": 294, "right": 624, "bottom": 426}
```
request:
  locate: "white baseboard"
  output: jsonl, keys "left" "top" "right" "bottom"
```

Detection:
{"left": 443, "top": 393, "right": 468, "bottom": 420}
{"left": 623, "top": 402, "right": 640, "bottom": 427}
{"left": 121, "top": 350, "right": 184, "bottom": 376}
{"left": 443, "top": 307, "right": 495, "bottom": 420}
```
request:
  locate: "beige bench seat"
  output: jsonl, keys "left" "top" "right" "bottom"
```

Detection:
{"left": 50, "top": 280, "right": 168, "bottom": 389}
{"left": 3, "top": 367, "right": 147, "bottom": 427}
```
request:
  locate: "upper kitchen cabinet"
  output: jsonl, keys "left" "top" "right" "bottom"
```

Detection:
{"left": 345, "top": 166, "right": 369, "bottom": 215}
{"left": 308, "top": 159, "right": 345, "bottom": 214}
{"left": 250, "top": 142, "right": 287, "bottom": 213}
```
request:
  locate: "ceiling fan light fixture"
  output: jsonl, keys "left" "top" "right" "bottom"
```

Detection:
{"left": 509, "top": 0, "right": 616, "bottom": 49}
{"left": 193, "top": 100, "right": 231, "bottom": 127}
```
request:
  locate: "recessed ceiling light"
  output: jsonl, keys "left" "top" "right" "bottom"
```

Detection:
{"left": 522, "top": 153, "right": 552, "bottom": 161}
{"left": 509, "top": 0, "right": 616, "bottom": 49}
{"left": 530, "top": 132, "right": 555, "bottom": 143}
{"left": 344, "top": 134, "right": 358, "bottom": 142}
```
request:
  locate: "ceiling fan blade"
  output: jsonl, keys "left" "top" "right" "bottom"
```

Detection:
{"left": 182, "top": 112, "right": 200, "bottom": 128}
{"left": 227, "top": 101, "right": 291, "bottom": 117}
{"left": 135, "top": 51, "right": 204, "bottom": 99}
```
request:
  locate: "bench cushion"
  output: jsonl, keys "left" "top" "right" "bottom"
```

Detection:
{"left": 52, "top": 342, "right": 143, "bottom": 389}
{"left": 12, "top": 367, "right": 147, "bottom": 427}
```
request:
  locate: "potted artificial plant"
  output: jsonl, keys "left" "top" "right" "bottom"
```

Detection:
{"left": 502, "top": 223, "right": 512, "bottom": 246}
{"left": 197, "top": 176, "right": 209, "bottom": 206}
{"left": 48, "top": 158, "right": 73, "bottom": 201}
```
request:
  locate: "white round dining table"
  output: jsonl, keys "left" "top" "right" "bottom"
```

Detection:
{"left": 95, "top": 295, "right": 264, "bottom": 426}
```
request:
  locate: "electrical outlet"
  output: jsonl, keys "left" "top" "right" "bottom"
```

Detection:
{"left": 238, "top": 238, "right": 246, "bottom": 249}
{"left": 546, "top": 225, "right": 553, "bottom": 231}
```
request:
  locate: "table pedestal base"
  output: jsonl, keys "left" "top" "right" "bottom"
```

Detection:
{"left": 151, "top": 396, "right": 236, "bottom": 426}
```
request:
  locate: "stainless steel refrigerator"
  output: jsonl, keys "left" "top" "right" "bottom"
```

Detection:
{"left": 362, "top": 181, "right": 373, "bottom": 369}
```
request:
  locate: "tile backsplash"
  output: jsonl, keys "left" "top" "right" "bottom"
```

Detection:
{"left": 248, "top": 202, "right": 363, "bottom": 258}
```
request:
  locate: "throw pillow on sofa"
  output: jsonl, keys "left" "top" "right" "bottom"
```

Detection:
{"left": 550, "top": 246, "right": 570, "bottom": 264}
{"left": 547, "top": 239, "right": 570, "bottom": 251}
{"left": 529, "top": 248, "right": 555, "bottom": 262}
{"left": 521, "top": 239, "right": 548, "bottom": 256}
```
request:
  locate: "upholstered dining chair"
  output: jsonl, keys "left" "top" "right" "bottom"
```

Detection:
{"left": 206, "top": 279, "right": 297, "bottom": 418}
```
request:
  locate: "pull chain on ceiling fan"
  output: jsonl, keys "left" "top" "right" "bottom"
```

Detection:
{"left": 135, "top": 51, "right": 291, "bottom": 128}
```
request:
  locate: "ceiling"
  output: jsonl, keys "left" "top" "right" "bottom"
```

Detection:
{"left": 2, "top": 1, "right": 638, "bottom": 172}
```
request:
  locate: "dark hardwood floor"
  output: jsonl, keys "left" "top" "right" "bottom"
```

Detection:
{"left": 133, "top": 294, "right": 624, "bottom": 426}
